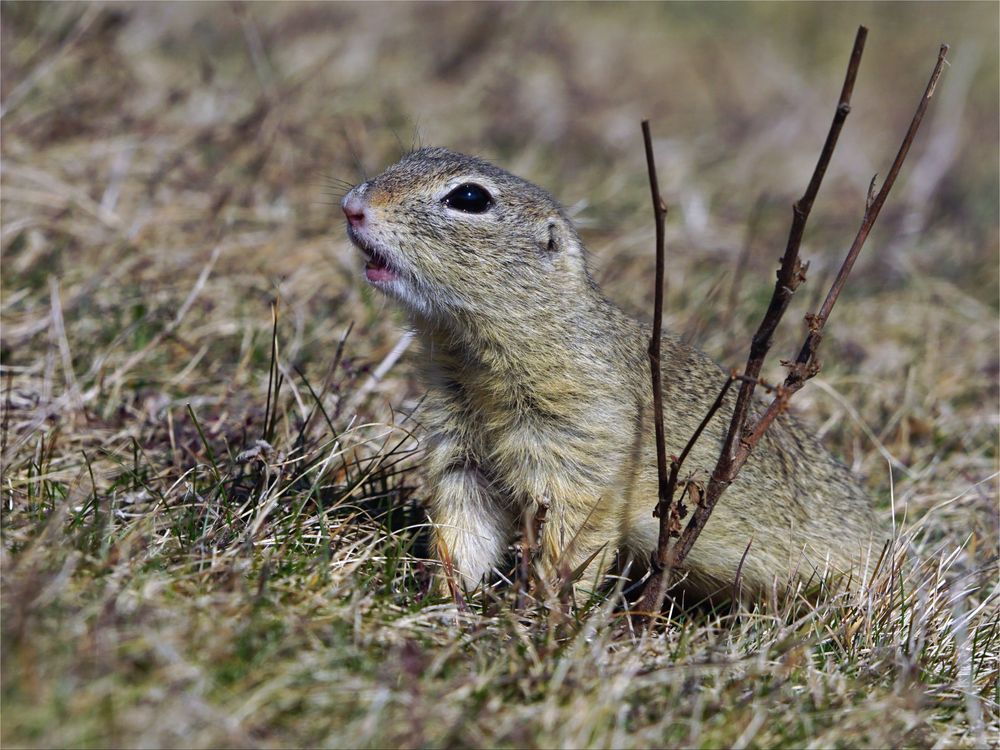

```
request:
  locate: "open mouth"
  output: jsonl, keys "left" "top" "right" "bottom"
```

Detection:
{"left": 364, "top": 249, "right": 397, "bottom": 283}
{"left": 348, "top": 230, "right": 399, "bottom": 284}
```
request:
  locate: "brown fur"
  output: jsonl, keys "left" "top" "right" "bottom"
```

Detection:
{"left": 342, "top": 147, "right": 880, "bottom": 599}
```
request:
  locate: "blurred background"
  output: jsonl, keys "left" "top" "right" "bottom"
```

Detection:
{"left": 3, "top": 0, "right": 998, "bottom": 526}
{"left": 3, "top": 1, "right": 996, "bottom": 484}
{"left": 2, "top": 4, "right": 997, "bottom": 746}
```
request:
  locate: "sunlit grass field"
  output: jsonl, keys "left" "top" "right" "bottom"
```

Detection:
{"left": 2, "top": 3, "right": 997, "bottom": 747}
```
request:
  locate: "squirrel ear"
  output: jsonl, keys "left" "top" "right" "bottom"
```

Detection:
{"left": 539, "top": 218, "right": 585, "bottom": 268}
{"left": 544, "top": 222, "right": 559, "bottom": 253}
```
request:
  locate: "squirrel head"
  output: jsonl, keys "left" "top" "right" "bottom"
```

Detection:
{"left": 342, "top": 148, "right": 590, "bottom": 322}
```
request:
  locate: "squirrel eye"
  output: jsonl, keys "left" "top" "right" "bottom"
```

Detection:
{"left": 442, "top": 183, "right": 493, "bottom": 213}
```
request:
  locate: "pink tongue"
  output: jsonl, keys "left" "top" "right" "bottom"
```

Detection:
{"left": 365, "top": 263, "right": 397, "bottom": 282}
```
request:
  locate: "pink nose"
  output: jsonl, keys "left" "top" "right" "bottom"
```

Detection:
{"left": 341, "top": 193, "right": 366, "bottom": 228}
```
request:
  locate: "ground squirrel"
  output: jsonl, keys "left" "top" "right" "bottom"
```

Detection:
{"left": 342, "top": 147, "right": 879, "bottom": 600}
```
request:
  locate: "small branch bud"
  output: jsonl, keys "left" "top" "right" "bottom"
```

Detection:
{"left": 637, "top": 27, "right": 948, "bottom": 625}
{"left": 866, "top": 173, "right": 879, "bottom": 212}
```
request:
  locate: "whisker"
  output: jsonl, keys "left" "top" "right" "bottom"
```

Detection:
{"left": 323, "top": 177, "right": 355, "bottom": 188}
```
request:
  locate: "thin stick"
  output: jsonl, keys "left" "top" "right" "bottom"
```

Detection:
{"left": 719, "top": 25, "right": 867, "bottom": 480}
{"left": 642, "top": 120, "right": 672, "bottom": 552}
{"left": 665, "top": 38, "right": 949, "bottom": 573}
{"left": 748, "top": 42, "right": 952, "bottom": 442}
{"left": 662, "top": 375, "right": 736, "bottom": 523}
{"left": 636, "top": 373, "right": 736, "bottom": 615}
{"left": 638, "top": 27, "right": 868, "bottom": 614}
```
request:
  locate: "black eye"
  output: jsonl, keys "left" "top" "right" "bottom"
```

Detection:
{"left": 442, "top": 183, "right": 493, "bottom": 213}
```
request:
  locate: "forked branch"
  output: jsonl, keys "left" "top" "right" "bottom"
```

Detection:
{"left": 718, "top": 25, "right": 867, "bottom": 484}
{"left": 746, "top": 42, "right": 951, "bottom": 446}
{"left": 667, "top": 38, "right": 949, "bottom": 573}
{"left": 637, "top": 28, "right": 949, "bottom": 618}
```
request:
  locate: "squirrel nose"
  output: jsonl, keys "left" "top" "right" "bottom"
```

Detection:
{"left": 341, "top": 193, "right": 367, "bottom": 228}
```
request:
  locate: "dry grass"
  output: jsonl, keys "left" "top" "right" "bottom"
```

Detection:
{"left": 2, "top": 3, "right": 998, "bottom": 748}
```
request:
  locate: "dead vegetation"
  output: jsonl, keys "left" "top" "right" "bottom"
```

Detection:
{"left": 2, "top": 4, "right": 997, "bottom": 748}
{"left": 639, "top": 28, "right": 950, "bottom": 615}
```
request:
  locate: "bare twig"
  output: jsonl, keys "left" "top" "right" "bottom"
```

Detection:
{"left": 661, "top": 374, "right": 737, "bottom": 529}
{"left": 744, "top": 42, "right": 950, "bottom": 451}
{"left": 663, "top": 36, "right": 948, "bottom": 575}
{"left": 641, "top": 119, "right": 672, "bottom": 572}
{"left": 636, "top": 27, "right": 869, "bottom": 616}
{"left": 637, "top": 372, "right": 736, "bottom": 614}
{"left": 719, "top": 25, "right": 867, "bottom": 479}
